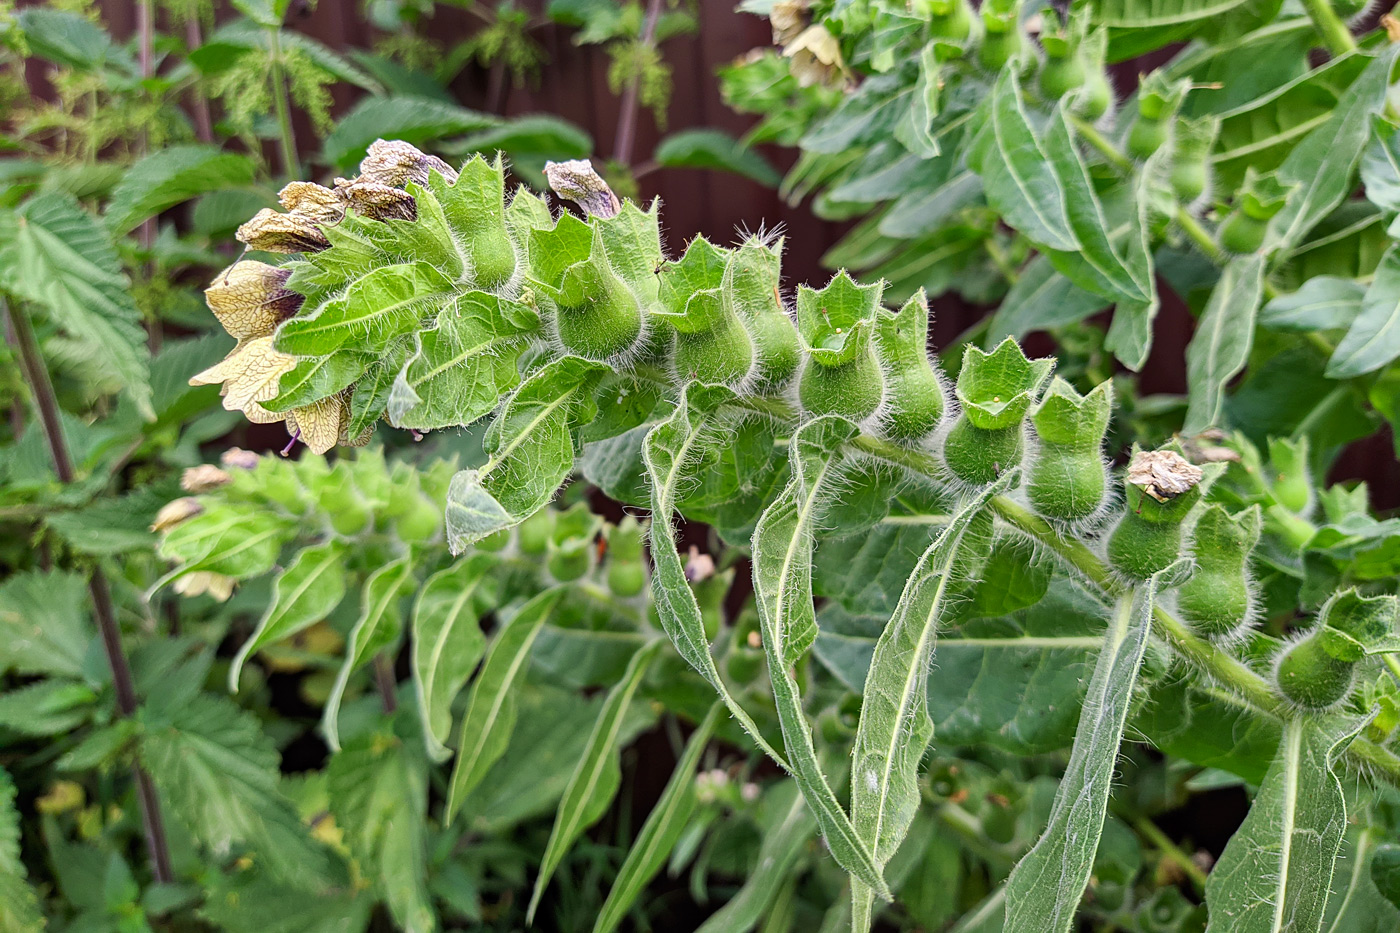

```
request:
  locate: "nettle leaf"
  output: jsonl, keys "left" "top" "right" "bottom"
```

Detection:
{"left": 1204, "top": 718, "right": 1366, "bottom": 933}
{"left": 411, "top": 553, "right": 494, "bottom": 761}
{"left": 641, "top": 384, "right": 791, "bottom": 767}
{"left": 1003, "top": 560, "right": 1191, "bottom": 933}
{"left": 276, "top": 261, "right": 458, "bottom": 357}
{"left": 1269, "top": 46, "right": 1400, "bottom": 252}
{"left": 141, "top": 693, "right": 335, "bottom": 887}
{"left": 594, "top": 702, "right": 722, "bottom": 933}
{"left": 104, "top": 145, "right": 259, "bottom": 234}
{"left": 386, "top": 290, "right": 538, "bottom": 431}
{"left": 1183, "top": 253, "right": 1266, "bottom": 435}
{"left": 0, "top": 768, "right": 42, "bottom": 933}
{"left": 328, "top": 732, "right": 433, "bottom": 933}
{"left": 324, "top": 556, "right": 416, "bottom": 751}
{"left": 527, "top": 640, "right": 663, "bottom": 923}
{"left": 967, "top": 70, "right": 1076, "bottom": 253}
{"left": 446, "top": 588, "right": 564, "bottom": 822}
{"left": 0, "top": 193, "right": 152, "bottom": 416}
{"left": 849, "top": 470, "right": 1017, "bottom": 931}
{"left": 1328, "top": 243, "right": 1400, "bottom": 378}
{"left": 0, "top": 680, "right": 98, "bottom": 736}
{"left": 229, "top": 541, "right": 349, "bottom": 691}
{"left": 0, "top": 570, "right": 91, "bottom": 679}
{"left": 751, "top": 415, "right": 889, "bottom": 899}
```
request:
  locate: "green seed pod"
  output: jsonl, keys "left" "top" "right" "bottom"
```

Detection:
{"left": 1127, "top": 72, "right": 1189, "bottom": 159}
{"left": 1176, "top": 504, "right": 1261, "bottom": 637}
{"left": 977, "top": 0, "right": 1023, "bottom": 71}
{"left": 1027, "top": 378, "right": 1112, "bottom": 523}
{"left": 516, "top": 508, "right": 554, "bottom": 556}
{"left": 727, "top": 238, "right": 800, "bottom": 389}
{"left": 1128, "top": 117, "right": 1170, "bottom": 160}
{"left": 1273, "top": 591, "right": 1398, "bottom": 708}
{"left": 1169, "top": 115, "right": 1219, "bottom": 203}
{"left": 318, "top": 468, "right": 372, "bottom": 536}
{"left": 916, "top": 0, "right": 973, "bottom": 41}
{"left": 475, "top": 528, "right": 511, "bottom": 552}
{"left": 546, "top": 502, "right": 603, "bottom": 582}
{"left": 1106, "top": 448, "right": 1204, "bottom": 579}
{"left": 795, "top": 271, "right": 886, "bottom": 421}
{"left": 656, "top": 237, "right": 753, "bottom": 385}
{"left": 606, "top": 516, "right": 647, "bottom": 597}
{"left": 942, "top": 337, "right": 1054, "bottom": 484}
{"left": 391, "top": 490, "right": 443, "bottom": 544}
{"left": 1219, "top": 167, "right": 1293, "bottom": 255}
{"left": 1037, "top": 12, "right": 1084, "bottom": 100}
{"left": 1267, "top": 436, "right": 1313, "bottom": 515}
{"left": 453, "top": 156, "right": 518, "bottom": 290}
{"left": 528, "top": 212, "right": 642, "bottom": 360}
{"left": 874, "top": 290, "right": 946, "bottom": 441}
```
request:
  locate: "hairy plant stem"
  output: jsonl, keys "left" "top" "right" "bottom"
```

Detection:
{"left": 2, "top": 296, "right": 175, "bottom": 883}
{"left": 1129, "top": 814, "right": 1208, "bottom": 893}
{"left": 611, "top": 0, "right": 664, "bottom": 165}
{"left": 267, "top": 27, "right": 301, "bottom": 180}
{"left": 1300, "top": 0, "right": 1358, "bottom": 56}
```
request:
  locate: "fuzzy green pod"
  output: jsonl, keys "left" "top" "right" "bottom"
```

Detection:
{"left": 1027, "top": 378, "right": 1112, "bottom": 522}
{"left": 1169, "top": 115, "right": 1218, "bottom": 203}
{"left": 725, "top": 238, "right": 801, "bottom": 389}
{"left": 977, "top": 0, "right": 1022, "bottom": 70}
{"left": 1218, "top": 168, "right": 1293, "bottom": 254}
{"left": 942, "top": 337, "right": 1054, "bottom": 484}
{"left": 450, "top": 156, "right": 518, "bottom": 290}
{"left": 1106, "top": 448, "right": 1204, "bottom": 579}
{"left": 874, "top": 291, "right": 946, "bottom": 441}
{"left": 318, "top": 469, "right": 372, "bottom": 537}
{"left": 1127, "top": 72, "right": 1189, "bottom": 159}
{"left": 796, "top": 271, "right": 886, "bottom": 421}
{"left": 516, "top": 508, "right": 554, "bottom": 556}
{"left": 606, "top": 516, "right": 647, "bottom": 597}
{"left": 1267, "top": 436, "right": 1313, "bottom": 515}
{"left": 1037, "top": 12, "right": 1084, "bottom": 99}
{"left": 1176, "top": 504, "right": 1261, "bottom": 637}
{"left": 1274, "top": 591, "right": 1399, "bottom": 708}
{"left": 546, "top": 502, "right": 602, "bottom": 582}
{"left": 917, "top": 0, "right": 973, "bottom": 41}
{"left": 656, "top": 237, "right": 753, "bottom": 386}
{"left": 528, "top": 212, "right": 642, "bottom": 360}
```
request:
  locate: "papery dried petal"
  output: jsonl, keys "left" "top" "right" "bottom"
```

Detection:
{"left": 1128, "top": 449, "right": 1204, "bottom": 503}
{"left": 359, "top": 139, "right": 457, "bottom": 187}
{"left": 236, "top": 208, "right": 331, "bottom": 253}
{"left": 287, "top": 393, "right": 345, "bottom": 455}
{"left": 190, "top": 336, "right": 299, "bottom": 417}
{"left": 152, "top": 497, "right": 204, "bottom": 532}
{"left": 278, "top": 181, "right": 347, "bottom": 222}
{"left": 181, "top": 464, "right": 232, "bottom": 493}
{"left": 335, "top": 178, "right": 418, "bottom": 221}
{"left": 205, "top": 260, "right": 303, "bottom": 339}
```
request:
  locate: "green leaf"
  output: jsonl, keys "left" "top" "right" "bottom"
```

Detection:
{"left": 386, "top": 291, "right": 538, "bottom": 431}
{"left": 527, "top": 639, "right": 663, "bottom": 924}
{"left": 446, "top": 588, "right": 564, "bottom": 822}
{"left": 276, "top": 261, "right": 458, "bottom": 357}
{"left": 324, "top": 556, "right": 415, "bottom": 752}
{"left": 1204, "top": 718, "right": 1366, "bottom": 933}
{"left": 321, "top": 96, "right": 497, "bottom": 173}
{"left": 444, "top": 356, "right": 607, "bottom": 551}
{"left": 1328, "top": 244, "right": 1400, "bottom": 378}
{"left": 0, "top": 767, "right": 43, "bottom": 933}
{"left": 1260, "top": 276, "right": 1365, "bottom": 332}
{"left": 0, "top": 680, "right": 98, "bottom": 735}
{"left": 1183, "top": 254, "right": 1266, "bottom": 435}
{"left": 141, "top": 693, "right": 335, "bottom": 887}
{"left": 14, "top": 7, "right": 121, "bottom": 70}
{"left": 228, "top": 541, "right": 348, "bottom": 691}
{"left": 267, "top": 349, "right": 372, "bottom": 413}
{"left": 751, "top": 414, "right": 889, "bottom": 899}
{"left": 1269, "top": 46, "right": 1400, "bottom": 253}
{"left": 328, "top": 732, "right": 433, "bottom": 933}
{"left": 0, "top": 570, "right": 91, "bottom": 679}
{"left": 641, "top": 383, "right": 791, "bottom": 767}
{"left": 104, "top": 146, "right": 258, "bottom": 234}
{"left": 894, "top": 44, "right": 941, "bottom": 159}
{"left": 1103, "top": 157, "right": 1166, "bottom": 371}
{"left": 1003, "top": 560, "right": 1190, "bottom": 933}
{"left": 1322, "top": 822, "right": 1400, "bottom": 932}
{"left": 984, "top": 256, "right": 1110, "bottom": 344}
{"left": 653, "top": 129, "right": 781, "bottom": 186}
{"left": 411, "top": 553, "right": 494, "bottom": 761}
{"left": 1087, "top": 0, "right": 1254, "bottom": 29}
{"left": 1362, "top": 116, "right": 1400, "bottom": 217}
{"left": 849, "top": 470, "right": 1017, "bottom": 931}
{"left": 0, "top": 193, "right": 152, "bottom": 417}
{"left": 153, "top": 506, "right": 291, "bottom": 594}
{"left": 967, "top": 70, "right": 1076, "bottom": 253}
{"left": 593, "top": 702, "right": 723, "bottom": 933}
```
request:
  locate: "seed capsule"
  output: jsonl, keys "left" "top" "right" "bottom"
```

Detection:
{"left": 1106, "top": 448, "right": 1203, "bottom": 579}
{"left": 1176, "top": 504, "right": 1261, "bottom": 638}
{"left": 1027, "top": 378, "right": 1112, "bottom": 523}
{"left": 942, "top": 338, "right": 1054, "bottom": 485}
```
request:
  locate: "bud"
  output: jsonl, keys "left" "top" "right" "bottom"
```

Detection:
{"left": 204, "top": 261, "right": 303, "bottom": 340}
{"left": 221, "top": 447, "right": 261, "bottom": 470}
{"left": 181, "top": 464, "right": 232, "bottom": 493}
{"left": 359, "top": 139, "right": 457, "bottom": 188}
{"left": 152, "top": 497, "right": 204, "bottom": 532}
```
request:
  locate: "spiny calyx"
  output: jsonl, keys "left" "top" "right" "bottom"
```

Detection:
{"left": 1026, "top": 377, "right": 1111, "bottom": 522}
{"left": 942, "top": 337, "right": 1054, "bottom": 485}
{"left": 1275, "top": 590, "right": 1400, "bottom": 709}
{"left": 1107, "top": 447, "right": 1204, "bottom": 579}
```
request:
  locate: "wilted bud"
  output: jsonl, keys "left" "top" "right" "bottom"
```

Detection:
{"left": 359, "top": 139, "right": 457, "bottom": 188}
{"left": 173, "top": 571, "right": 236, "bottom": 602}
{"left": 152, "top": 497, "right": 204, "bottom": 532}
{"left": 236, "top": 208, "right": 331, "bottom": 253}
{"left": 182, "top": 464, "right": 232, "bottom": 493}
{"left": 278, "top": 181, "right": 347, "bottom": 222}
{"left": 770, "top": 0, "right": 809, "bottom": 45}
{"left": 334, "top": 178, "right": 418, "bottom": 221}
{"left": 1127, "top": 449, "right": 1204, "bottom": 504}
{"left": 221, "top": 447, "right": 261, "bottom": 470}
{"left": 205, "top": 260, "right": 303, "bottom": 340}
{"left": 544, "top": 159, "right": 621, "bottom": 219}
{"left": 784, "top": 25, "right": 844, "bottom": 88}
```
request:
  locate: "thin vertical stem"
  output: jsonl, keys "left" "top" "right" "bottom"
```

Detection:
{"left": 611, "top": 0, "right": 664, "bottom": 166}
{"left": 187, "top": 18, "right": 214, "bottom": 144}
{"left": 1300, "top": 0, "right": 1358, "bottom": 56}
{"left": 2, "top": 296, "right": 175, "bottom": 884}
{"left": 267, "top": 27, "right": 301, "bottom": 180}
{"left": 373, "top": 653, "right": 398, "bottom": 713}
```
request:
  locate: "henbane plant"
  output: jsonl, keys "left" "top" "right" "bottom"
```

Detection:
{"left": 184, "top": 140, "right": 1400, "bottom": 929}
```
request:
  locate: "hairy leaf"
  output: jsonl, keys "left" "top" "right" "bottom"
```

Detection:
{"left": 1183, "top": 254, "right": 1266, "bottom": 434}
{"left": 324, "top": 556, "right": 415, "bottom": 751}
{"left": 411, "top": 553, "right": 494, "bottom": 760}
{"left": 1328, "top": 244, "right": 1400, "bottom": 378}
{"left": 229, "top": 541, "right": 348, "bottom": 691}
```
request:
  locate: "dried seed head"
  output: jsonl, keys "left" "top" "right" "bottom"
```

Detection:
{"left": 152, "top": 497, "right": 204, "bottom": 532}
{"left": 181, "top": 464, "right": 232, "bottom": 493}
{"left": 359, "top": 139, "right": 457, "bottom": 187}
{"left": 205, "top": 261, "right": 302, "bottom": 340}
{"left": 236, "top": 208, "right": 331, "bottom": 253}
{"left": 1127, "top": 449, "right": 1204, "bottom": 504}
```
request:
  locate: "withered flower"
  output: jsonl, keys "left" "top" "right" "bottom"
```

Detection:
{"left": 152, "top": 497, "right": 204, "bottom": 533}
{"left": 173, "top": 571, "right": 236, "bottom": 602}
{"left": 1127, "top": 449, "right": 1204, "bottom": 504}
{"left": 205, "top": 260, "right": 302, "bottom": 340}
{"left": 278, "top": 181, "right": 347, "bottom": 222}
{"left": 359, "top": 139, "right": 457, "bottom": 188}
{"left": 189, "top": 335, "right": 299, "bottom": 420}
{"left": 181, "top": 464, "right": 232, "bottom": 493}
{"left": 334, "top": 178, "right": 418, "bottom": 221}
{"left": 784, "top": 24, "right": 845, "bottom": 88}
{"left": 236, "top": 208, "right": 332, "bottom": 253}
{"left": 770, "top": 0, "right": 809, "bottom": 45}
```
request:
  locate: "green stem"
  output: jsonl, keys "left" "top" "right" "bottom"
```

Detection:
{"left": 267, "top": 27, "right": 301, "bottom": 180}
{"left": 1070, "top": 115, "right": 1133, "bottom": 172}
{"left": 1384, "top": 654, "right": 1400, "bottom": 686}
{"left": 1174, "top": 208, "right": 1226, "bottom": 266}
{"left": 1131, "top": 815, "right": 1208, "bottom": 894}
{"left": 1300, "top": 0, "right": 1358, "bottom": 56}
